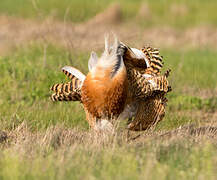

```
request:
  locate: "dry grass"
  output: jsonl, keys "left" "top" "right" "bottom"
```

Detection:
{"left": 1, "top": 121, "right": 217, "bottom": 151}
{"left": 0, "top": 2, "right": 217, "bottom": 179}
{"left": 1, "top": 123, "right": 216, "bottom": 180}
{"left": 1, "top": 5, "right": 217, "bottom": 56}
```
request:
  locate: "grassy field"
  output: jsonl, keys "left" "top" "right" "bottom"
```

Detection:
{"left": 0, "top": 1, "right": 217, "bottom": 180}
{"left": 1, "top": 0, "right": 217, "bottom": 27}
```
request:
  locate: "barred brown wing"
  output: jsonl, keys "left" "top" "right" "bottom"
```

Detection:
{"left": 127, "top": 93, "right": 167, "bottom": 131}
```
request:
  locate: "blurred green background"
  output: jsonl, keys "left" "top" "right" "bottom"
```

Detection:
{"left": 1, "top": 0, "right": 217, "bottom": 27}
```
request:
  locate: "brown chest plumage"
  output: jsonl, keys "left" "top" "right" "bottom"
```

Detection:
{"left": 81, "top": 69, "right": 128, "bottom": 127}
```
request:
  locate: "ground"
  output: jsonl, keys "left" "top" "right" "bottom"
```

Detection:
{"left": 0, "top": 0, "right": 217, "bottom": 179}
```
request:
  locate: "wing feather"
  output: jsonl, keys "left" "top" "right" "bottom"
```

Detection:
{"left": 62, "top": 66, "right": 86, "bottom": 83}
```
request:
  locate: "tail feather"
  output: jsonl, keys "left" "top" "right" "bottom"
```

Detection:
{"left": 50, "top": 79, "right": 81, "bottom": 93}
{"left": 141, "top": 46, "right": 164, "bottom": 75}
{"left": 138, "top": 76, "right": 169, "bottom": 98}
{"left": 50, "top": 79, "right": 82, "bottom": 102}
{"left": 50, "top": 66, "right": 86, "bottom": 102}
{"left": 50, "top": 92, "right": 80, "bottom": 101}
{"left": 148, "top": 75, "right": 169, "bottom": 92}
{"left": 62, "top": 69, "right": 75, "bottom": 80}
{"left": 62, "top": 66, "right": 86, "bottom": 83}
{"left": 130, "top": 69, "right": 171, "bottom": 99}
{"left": 122, "top": 45, "right": 164, "bottom": 75}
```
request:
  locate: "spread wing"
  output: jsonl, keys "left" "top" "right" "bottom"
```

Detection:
{"left": 122, "top": 44, "right": 171, "bottom": 98}
{"left": 50, "top": 66, "right": 85, "bottom": 102}
{"left": 122, "top": 44, "right": 163, "bottom": 75}
{"left": 120, "top": 44, "right": 172, "bottom": 131}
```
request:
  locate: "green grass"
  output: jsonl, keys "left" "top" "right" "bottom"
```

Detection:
{"left": 162, "top": 49, "right": 217, "bottom": 91}
{"left": 0, "top": 43, "right": 217, "bottom": 179}
{"left": 0, "top": 136, "right": 216, "bottom": 180}
{"left": 1, "top": 0, "right": 217, "bottom": 27}
{"left": 0, "top": 1, "right": 217, "bottom": 179}
{"left": 0, "top": 44, "right": 216, "bottom": 131}
{"left": 0, "top": 44, "right": 89, "bottom": 130}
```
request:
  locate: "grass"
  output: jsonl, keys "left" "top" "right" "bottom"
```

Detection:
{"left": 0, "top": 0, "right": 217, "bottom": 27}
{"left": 0, "top": 127, "right": 216, "bottom": 180}
{"left": 0, "top": 44, "right": 89, "bottom": 130}
{"left": 0, "top": 43, "right": 216, "bottom": 131}
{"left": 0, "top": 2, "right": 217, "bottom": 177}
